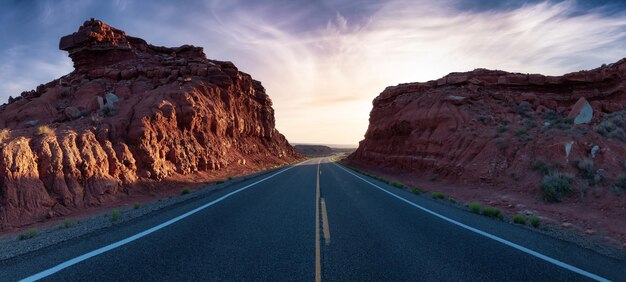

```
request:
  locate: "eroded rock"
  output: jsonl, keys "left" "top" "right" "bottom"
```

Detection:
{"left": 0, "top": 19, "right": 301, "bottom": 230}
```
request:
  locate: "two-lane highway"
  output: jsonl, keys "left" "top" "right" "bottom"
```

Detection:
{"left": 1, "top": 157, "right": 624, "bottom": 281}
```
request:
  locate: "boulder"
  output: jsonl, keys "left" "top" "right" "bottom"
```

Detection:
{"left": 567, "top": 97, "right": 593, "bottom": 124}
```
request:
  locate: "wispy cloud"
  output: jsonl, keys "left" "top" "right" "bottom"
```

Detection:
{"left": 198, "top": 0, "right": 626, "bottom": 144}
{"left": 1, "top": 0, "right": 626, "bottom": 145}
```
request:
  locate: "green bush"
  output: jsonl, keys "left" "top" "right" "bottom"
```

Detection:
{"left": 181, "top": 188, "right": 191, "bottom": 195}
{"left": 531, "top": 160, "right": 551, "bottom": 175}
{"left": 63, "top": 219, "right": 72, "bottom": 229}
{"left": 431, "top": 192, "right": 445, "bottom": 200}
{"left": 134, "top": 203, "right": 141, "bottom": 209}
{"left": 412, "top": 187, "right": 423, "bottom": 195}
{"left": 468, "top": 202, "right": 481, "bottom": 213}
{"left": 228, "top": 176, "right": 233, "bottom": 181}
{"left": 512, "top": 214, "right": 527, "bottom": 225}
{"left": 216, "top": 180, "right": 225, "bottom": 184}
{"left": 482, "top": 207, "right": 503, "bottom": 219}
{"left": 541, "top": 173, "right": 573, "bottom": 202}
{"left": 391, "top": 182, "right": 405, "bottom": 189}
{"left": 529, "top": 215, "right": 540, "bottom": 228}
{"left": 111, "top": 209, "right": 121, "bottom": 222}
{"left": 18, "top": 228, "right": 38, "bottom": 240}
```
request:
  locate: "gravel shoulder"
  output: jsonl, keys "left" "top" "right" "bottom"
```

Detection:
{"left": 0, "top": 165, "right": 287, "bottom": 261}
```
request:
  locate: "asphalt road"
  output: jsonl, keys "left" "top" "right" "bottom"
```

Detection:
{"left": 1, "top": 157, "right": 625, "bottom": 281}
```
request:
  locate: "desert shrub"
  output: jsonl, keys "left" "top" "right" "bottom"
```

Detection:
{"left": 468, "top": 202, "right": 481, "bottom": 213}
{"left": 228, "top": 176, "right": 233, "bottom": 181}
{"left": 497, "top": 126, "right": 509, "bottom": 133}
{"left": 412, "top": 187, "right": 423, "bottom": 195}
{"left": 18, "top": 228, "right": 38, "bottom": 240}
{"left": 575, "top": 159, "right": 594, "bottom": 180}
{"left": 541, "top": 173, "right": 573, "bottom": 202}
{"left": 525, "top": 119, "right": 537, "bottom": 128}
{"left": 482, "top": 207, "right": 503, "bottom": 219}
{"left": 111, "top": 209, "right": 121, "bottom": 221}
{"left": 181, "top": 188, "right": 191, "bottom": 195}
{"left": 531, "top": 160, "right": 551, "bottom": 175}
{"left": 596, "top": 112, "right": 626, "bottom": 141}
{"left": 516, "top": 102, "right": 532, "bottom": 118}
{"left": 134, "top": 203, "right": 141, "bottom": 209}
{"left": 529, "top": 216, "right": 540, "bottom": 228}
{"left": 36, "top": 125, "right": 54, "bottom": 136}
{"left": 608, "top": 128, "right": 625, "bottom": 141}
{"left": 477, "top": 115, "right": 493, "bottom": 124}
{"left": 216, "top": 180, "right": 224, "bottom": 184}
{"left": 515, "top": 127, "right": 528, "bottom": 136}
{"left": 495, "top": 138, "right": 509, "bottom": 151}
{"left": 614, "top": 173, "right": 626, "bottom": 192}
{"left": 543, "top": 110, "right": 560, "bottom": 121}
{"left": 512, "top": 214, "right": 527, "bottom": 225}
{"left": 391, "top": 182, "right": 405, "bottom": 189}
{"left": 63, "top": 219, "right": 72, "bottom": 228}
{"left": 431, "top": 192, "right": 445, "bottom": 200}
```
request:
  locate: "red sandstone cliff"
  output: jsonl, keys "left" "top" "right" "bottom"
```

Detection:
{"left": 0, "top": 19, "right": 301, "bottom": 230}
{"left": 347, "top": 60, "right": 626, "bottom": 222}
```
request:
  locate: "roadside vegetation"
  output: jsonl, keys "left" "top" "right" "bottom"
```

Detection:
{"left": 541, "top": 172, "right": 573, "bottom": 202}
{"left": 468, "top": 202, "right": 481, "bottom": 213}
{"left": 18, "top": 228, "right": 38, "bottom": 240}
{"left": 512, "top": 214, "right": 527, "bottom": 225}
{"left": 529, "top": 216, "right": 541, "bottom": 228}
{"left": 181, "top": 187, "right": 191, "bottom": 195}
{"left": 63, "top": 219, "right": 72, "bottom": 229}
{"left": 35, "top": 125, "right": 54, "bottom": 136}
{"left": 111, "top": 209, "right": 121, "bottom": 221}
{"left": 431, "top": 192, "right": 445, "bottom": 200}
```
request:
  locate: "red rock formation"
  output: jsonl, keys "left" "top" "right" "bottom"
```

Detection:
{"left": 0, "top": 19, "right": 301, "bottom": 230}
{"left": 348, "top": 60, "right": 626, "bottom": 211}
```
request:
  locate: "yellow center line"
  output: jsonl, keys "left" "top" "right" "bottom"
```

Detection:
{"left": 321, "top": 198, "right": 331, "bottom": 245}
{"left": 315, "top": 159, "right": 321, "bottom": 282}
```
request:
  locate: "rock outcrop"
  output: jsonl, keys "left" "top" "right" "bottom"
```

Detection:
{"left": 348, "top": 59, "right": 626, "bottom": 207}
{"left": 0, "top": 19, "right": 301, "bottom": 230}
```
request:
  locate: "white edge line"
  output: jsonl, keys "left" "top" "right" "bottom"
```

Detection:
{"left": 332, "top": 162, "right": 610, "bottom": 282}
{"left": 21, "top": 164, "right": 300, "bottom": 282}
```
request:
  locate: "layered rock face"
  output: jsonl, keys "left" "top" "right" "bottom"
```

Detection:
{"left": 348, "top": 60, "right": 626, "bottom": 204}
{"left": 0, "top": 19, "right": 300, "bottom": 229}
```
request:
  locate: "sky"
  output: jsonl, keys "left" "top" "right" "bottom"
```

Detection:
{"left": 1, "top": 0, "right": 626, "bottom": 146}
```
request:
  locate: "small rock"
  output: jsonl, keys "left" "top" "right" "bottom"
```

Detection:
{"left": 561, "top": 222, "right": 573, "bottom": 228}
{"left": 25, "top": 120, "right": 39, "bottom": 127}
{"left": 584, "top": 229, "right": 596, "bottom": 235}
{"left": 590, "top": 145, "right": 600, "bottom": 158}
{"left": 64, "top": 106, "right": 81, "bottom": 119}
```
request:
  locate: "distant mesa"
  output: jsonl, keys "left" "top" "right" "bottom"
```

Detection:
{"left": 294, "top": 144, "right": 355, "bottom": 157}
{"left": 0, "top": 19, "right": 301, "bottom": 230}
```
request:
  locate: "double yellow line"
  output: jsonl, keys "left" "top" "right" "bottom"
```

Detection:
{"left": 315, "top": 159, "right": 331, "bottom": 282}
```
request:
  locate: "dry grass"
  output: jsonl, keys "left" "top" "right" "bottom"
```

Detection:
{"left": 36, "top": 125, "right": 54, "bottom": 136}
{"left": 0, "top": 128, "right": 9, "bottom": 141}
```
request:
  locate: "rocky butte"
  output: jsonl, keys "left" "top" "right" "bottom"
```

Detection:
{"left": 0, "top": 19, "right": 300, "bottom": 230}
{"left": 347, "top": 59, "right": 626, "bottom": 241}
